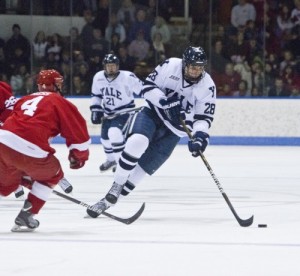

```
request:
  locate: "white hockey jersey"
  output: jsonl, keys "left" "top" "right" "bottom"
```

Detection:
{"left": 142, "top": 58, "right": 216, "bottom": 137}
{"left": 91, "top": 70, "right": 143, "bottom": 115}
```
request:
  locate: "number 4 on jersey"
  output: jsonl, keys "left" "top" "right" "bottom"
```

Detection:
{"left": 21, "top": 96, "right": 44, "bottom": 116}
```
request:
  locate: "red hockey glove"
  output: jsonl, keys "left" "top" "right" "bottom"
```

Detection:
{"left": 68, "top": 149, "right": 89, "bottom": 169}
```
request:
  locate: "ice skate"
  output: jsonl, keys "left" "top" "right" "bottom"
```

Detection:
{"left": 58, "top": 177, "right": 73, "bottom": 194}
{"left": 14, "top": 186, "right": 25, "bottom": 199}
{"left": 11, "top": 200, "right": 40, "bottom": 232}
{"left": 99, "top": 160, "right": 116, "bottom": 173}
{"left": 105, "top": 182, "right": 123, "bottom": 204}
{"left": 86, "top": 198, "right": 110, "bottom": 218}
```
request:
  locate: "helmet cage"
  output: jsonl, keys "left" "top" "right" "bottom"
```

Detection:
{"left": 182, "top": 46, "right": 207, "bottom": 84}
{"left": 103, "top": 54, "right": 120, "bottom": 77}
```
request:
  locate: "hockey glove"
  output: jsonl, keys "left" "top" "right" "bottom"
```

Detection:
{"left": 90, "top": 106, "right": 104, "bottom": 124}
{"left": 188, "top": 131, "right": 209, "bottom": 157}
{"left": 159, "top": 95, "right": 182, "bottom": 125}
{"left": 68, "top": 149, "right": 89, "bottom": 169}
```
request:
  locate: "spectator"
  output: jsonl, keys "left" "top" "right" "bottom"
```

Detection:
{"left": 63, "top": 27, "right": 83, "bottom": 59}
{"left": 88, "top": 54, "right": 102, "bottom": 77}
{"left": 127, "top": 8, "right": 151, "bottom": 43}
{"left": 105, "top": 13, "right": 127, "bottom": 44}
{"left": 291, "top": 0, "right": 300, "bottom": 27}
{"left": 276, "top": 4, "right": 294, "bottom": 49}
{"left": 227, "top": 31, "right": 248, "bottom": 60}
{"left": 44, "top": 52, "right": 60, "bottom": 71}
{"left": 82, "top": 0, "right": 98, "bottom": 15}
{"left": 80, "top": 9, "right": 95, "bottom": 51}
{"left": 251, "top": 60, "right": 264, "bottom": 94}
{"left": 279, "top": 50, "right": 296, "bottom": 73}
{"left": 231, "top": 0, "right": 256, "bottom": 32}
{"left": 77, "top": 63, "right": 92, "bottom": 89}
{"left": 4, "top": 24, "right": 31, "bottom": 78}
{"left": 32, "top": 30, "right": 48, "bottom": 69}
{"left": 264, "top": 62, "right": 276, "bottom": 96}
{"left": 145, "top": 0, "right": 157, "bottom": 24}
{"left": 232, "top": 80, "right": 250, "bottom": 97}
{"left": 117, "top": 0, "right": 137, "bottom": 34}
{"left": 72, "top": 75, "right": 89, "bottom": 95}
{"left": 281, "top": 65, "right": 300, "bottom": 91}
{"left": 268, "top": 77, "right": 290, "bottom": 97}
{"left": 290, "top": 21, "right": 300, "bottom": 58}
{"left": 10, "top": 63, "right": 29, "bottom": 95}
{"left": 210, "top": 39, "right": 231, "bottom": 75}
{"left": 45, "top": 33, "right": 63, "bottom": 64}
{"left": 110, "top": 33, "right": 121, "bottom": 54}
{"left": 93, "top": 0, "right": 110, "bottom": 36}
{"left": 60, "top": 62, "right": 71, "bottom": 94}
{"left": 290, "top": 86, "right": 300, "bottom": 97}
{"left": 244, "top": 19, "right": 260, "bottom": 44}
{"left": 232, "top": 55, "right": 252, "bottom": 91}
{"left": 147, "top": 32, "right": 166, "bottom": 66}
{"left": 0, "top": 43, "right": 7, "bottom": 75}
{"left": 150, "top": 16, "right": 171, "bottom": 44}
{"left": 118, "top": 44, "right": 136, "bottom": 71}
{"left": 216, "top": 62, "right": 241, "bottom": 96}
{"left": 127, "top": 30, "right": 150, "bottom": 61}
{"left": 245, "top": 38, "right": 263, "bottom": 64}
{"left": 22, "top": 75, "right": 35, "bottom": 95}
{"left": 251, "top": 85, "right": 261, "bottom": 97}
{"left": 83, "top": 28, "right": 109, "bottom": 61}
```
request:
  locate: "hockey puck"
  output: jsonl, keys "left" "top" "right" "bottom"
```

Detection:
{"left": 258, "top": 224, "right": 267, "bottom": 228}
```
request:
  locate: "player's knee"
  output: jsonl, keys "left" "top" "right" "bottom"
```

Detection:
{"left": 125, "top": 134, "right": 149, "bottom": 157}
{"left": 108, "top": 127, "right": 123, "bottom": 143}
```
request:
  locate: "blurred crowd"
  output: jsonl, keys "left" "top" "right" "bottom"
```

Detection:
{"left": 0, "top": 0, "right": 300, "bottom": 97}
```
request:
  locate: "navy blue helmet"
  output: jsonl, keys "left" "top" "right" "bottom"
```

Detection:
{"left": 103, "top": 54, "right": 120, "bottom": 77}
{"left": 182, "top": 46, "right": 207, "bottom": 83}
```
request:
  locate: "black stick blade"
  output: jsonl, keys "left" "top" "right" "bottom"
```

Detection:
{"left": 103, "top": 202, "right": 145, "bottom": 225}
{"left": 238, "top": 215, "right": 254, "bottom": 227}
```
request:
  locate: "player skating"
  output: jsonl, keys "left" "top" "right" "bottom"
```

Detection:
{"left": 0, "top": 69, "right": 90, "bottom": 231}
{"left": 0, "top": 81, "right": 74, "bottom": 196}
{"left": 90, "top": 53, "right": 143, "bottom": 173}
{"left": 87, "top": 46, "right": 216, "bottom": 217}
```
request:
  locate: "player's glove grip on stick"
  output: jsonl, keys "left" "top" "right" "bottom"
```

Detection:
{"left": 159, "top": 95, "right": 182, "bottom": 125}
{"left": 188, "top": 131, "right": 209, "bottom": 156}
{"left": 68, "top": 149, "right": 89, "bottom": 169}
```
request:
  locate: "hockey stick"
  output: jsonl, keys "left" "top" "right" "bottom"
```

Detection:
{"left": 103, "top": 106, "right": 143, "bottom": 120}
{"left": 52, "top": 190, "right": 145, "bottom": 225}
{"left": 180, "top": 118, "right": 254, "bottom": 227}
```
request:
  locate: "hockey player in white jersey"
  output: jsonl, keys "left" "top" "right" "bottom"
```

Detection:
{"left": 90, "top": 53, "right": 143, "bottom": 172}
{"left": 87, "top": 46, "right": 216, "bottom": 217}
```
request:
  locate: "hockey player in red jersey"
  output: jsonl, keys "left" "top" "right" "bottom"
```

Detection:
{"left": 0, "top": 81, "right": 16, "bottom": 126}
{"left": 0, "top": 81, "right": 74, "bottom": 196}
{"left": 0, "top": 69, "right": 91, "bottom": 232}
{"left": 0, "top": 81, "right": 26, "bottom": 198}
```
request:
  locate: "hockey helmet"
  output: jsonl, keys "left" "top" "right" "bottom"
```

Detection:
{"left": 0, "top": 81, "right": 13, "bottom": 96}
{"left": 102, "top": 53, "right": 120, "bottom": 78}
{"left": 182, "top": 46, "right": 207, "bottom": 84}
{"left": 37, "top": 69, "right": 63, "bottom": 92}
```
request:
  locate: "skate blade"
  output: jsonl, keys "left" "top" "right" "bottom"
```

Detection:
{"left": 11, "top": 224, "right": 36, "bottom": 233}
{"left": 83, "top": 214, "right": 103, "bottom": 219}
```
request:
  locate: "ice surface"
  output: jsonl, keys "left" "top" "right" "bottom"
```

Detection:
{"left": 1, "top": 145, "right": 300, "bottom": 276}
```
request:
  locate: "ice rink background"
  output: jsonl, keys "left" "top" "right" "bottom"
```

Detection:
{"left": 1, "top": 144, "right": 300, "bottom": 276}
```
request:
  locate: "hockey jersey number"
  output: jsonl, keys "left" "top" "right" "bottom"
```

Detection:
{"left": 21, "top": 96, "right": 43, "bottom": 116}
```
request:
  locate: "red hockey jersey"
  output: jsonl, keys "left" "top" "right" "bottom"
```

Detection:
{"left": 0, "top": 81, "right": 16, "bottom": 125}
{"left": 0, "top": 92, "right": 90, "bottom": 158}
